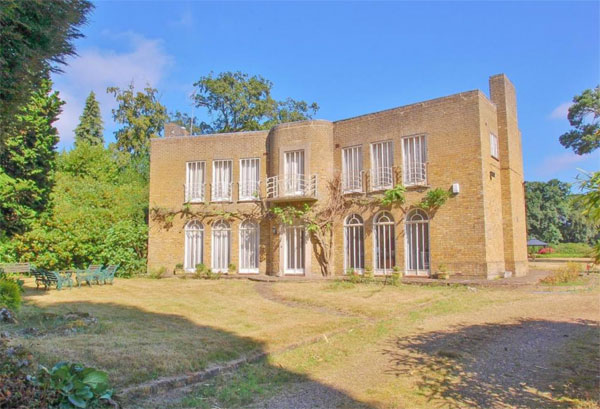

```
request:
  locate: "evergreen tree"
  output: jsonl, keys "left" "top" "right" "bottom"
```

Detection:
{"left": 74, "top": 91, "right": 104, "bottom": 146}
{"left": 0, "top": 75, "right": 63, "bottom": 236}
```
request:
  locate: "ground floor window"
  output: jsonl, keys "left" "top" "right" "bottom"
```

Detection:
{"left": 239, "top": 220, "right": 259, "bottom": 273}
{"left": 212, "top": 220, "right": 231, "bottom": 272}
{"left": 374, "top": 212, "right": 395, "bottom": 273}
{"left": 284, "top": 224, "right": 305, "bottom": 274}
{"left": 184, "top": 221, "right": 204, "bottom": 271}
{"left": 344, "top": 214, "right": 365, "bottom": 272}
{"left": 405, "top": 209, "right": 430, "bottom": 275}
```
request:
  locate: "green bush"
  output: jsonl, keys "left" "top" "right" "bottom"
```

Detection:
{"left": 0, "top": 277, "right": 22, "bottom": 310}
{"left": 149, "top": 266, "right": 167, "bottom": 279}
{"left": 540, "top": 262, "right": 583, "bottom": 285}
{"left": 552, "top": 242, "right": 593, "bottom": 256}
{"left": 33, "top": 362, "right": 113, "bottom": 409}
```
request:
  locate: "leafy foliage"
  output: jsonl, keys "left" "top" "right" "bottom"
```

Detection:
{"left": 74, "top": 91, "right": 104, "bottom": 146}
{"left": 417, "top": 188, "right": 452, "bottom": 211}
{"left": 107, "top": 83, "right": 167, "bottom": 157}
{"left": 33, "top": 362, "right": 113, "bottom": 409}
{"left": 169, "top": 110, "right": 212, "bottom": 135}
{"left": 0, "top": 276, "right": 22, "bottom": 310}
{"left": 193, "top": 71, "right": 319, "bottom": 133}
{"left": 381, "top": 184, "right": 406, "bottom": 206}
{"left": 0, "top": 75, "right": 63, "bottom": 236}
{"left": 0, "top": 0, "right": 92, "bottom": 145}
{"left": 559, "top": 86, "right": 600, "bottom": 155}
{"left": 575, "top": 170, "right": 600, "bottom": 263}
{"left": 12, "top": 144, "right": 148, "bottom": 276}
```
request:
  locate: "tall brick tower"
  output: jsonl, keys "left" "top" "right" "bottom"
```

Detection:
{"left": 489, "top": 74, "right": 528, "bottom": 276}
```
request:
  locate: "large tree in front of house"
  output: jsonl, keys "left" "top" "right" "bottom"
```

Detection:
{"left": 107, "top": 83, "right": 168, "bottom": 158}
{"left": 192, "top": 71, "right": 319, "bottom": 133}
{"left": 559, "top": 86, "right": 600, "bottom": 155}
{"left": 0, "top": 75, "right": 63, "bottom": 237}
{"left": 0, "top": 0, "right": 93, "bottom": 151}
{"left": 74, "top": 91, "right": 104, "bottom": 146}
{"left": 525, "top": 179, "right": 571, "bottom": 244}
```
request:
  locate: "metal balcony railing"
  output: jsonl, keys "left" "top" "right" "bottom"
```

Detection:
{"left": 266, "top": 174, "right": 318, "bottom": 200}
{"left": 342, "top": 174, "right": 364, "bottom": 193}
{"left": 403, "top": 162, "right": 428, "bottom": 186}
{"left": 211, "top": 182, "right": 233, "bottom": 202}
{"left": 369, "top": 167, "right": 394, "bottom": 191}
{"left": 238, "top": 180, "right": 261, "bottom": 201}
{"left": 184, "top": 183, "right": 205, "bottom": 203}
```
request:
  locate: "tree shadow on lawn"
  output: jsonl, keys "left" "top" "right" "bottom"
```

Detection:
{"left": 11, "top": 300, "right": 375, "bottom": 409}
{"left": 382, "top": 319, "right": 599, "bottom": 409}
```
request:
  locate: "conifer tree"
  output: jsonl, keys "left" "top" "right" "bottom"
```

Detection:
{"left": 74, "top": 91, "right": 104, "bottom": 146}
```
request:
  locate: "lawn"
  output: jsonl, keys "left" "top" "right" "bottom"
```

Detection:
{"left": 5, "top": 274, "right": 600, "bottom": 409}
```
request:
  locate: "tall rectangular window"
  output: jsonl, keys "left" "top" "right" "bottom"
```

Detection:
{"left": 402, "top": 135, "right": 427, "bottom": 186}
{"left": 284, "top": 150, "right": 305, "bottom": 195}
{"left": 342, "top": 146, "right": 363, "bottom": 193}
{"left": 490, "top": 133, "right": 499, "bottom": 159}
{"left": 370, "top": 141, "right": 393, "bottom": 191}
{"left": 239, "top": 158, "right": 260, "bottom": 200}
{"left": 185, "top": 161, "right": 205, "bottom": 202}
{"left": 212, "top": 160, "right": 232, "bottom": 201}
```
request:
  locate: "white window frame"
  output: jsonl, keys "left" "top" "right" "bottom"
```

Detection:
{"left": 342, "top": 145, "right": 363, "bottom": 193}
{"left": 239, "top": 158, "right": 260, "bottom": 201}
{"left": 370, "top": 141, "right": 394, "bottom": 191}
{"left": 212, "top": 159, "right": 233, "bottom": 202}
{"left": 283, "top": 223, "right": 305, "bottom": 275}
{"left": 490, "top": 133, "right": 499, "bottom": 159}
{"left": 373, "top": 211, "right": 395, "bottom": 274}
{"left": 402, "top": 134, "right": 427, "bottom": 186}
{"left": 344, "top": 214, "right": 365, "bottom": 273}
{"left": 184, "top": 221, "right": 204, "bottom": 272}
{"left": 239, "top": 220, "right": 259, "bottom": 273}
{"left": 185, "top": 161, "right": 205, "bottom": 203}
{"left": 211, "top": 220, "right": 231, "bottom": 273}
{"left": 283, "top": 150, "right": 305, "bottom": 196}
{"left": 405, "top": 209, "right": 430, "bottom": 276}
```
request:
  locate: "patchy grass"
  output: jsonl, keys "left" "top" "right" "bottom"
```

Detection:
{"left": 541, "top": 263, "right": 586, "bottom": 285}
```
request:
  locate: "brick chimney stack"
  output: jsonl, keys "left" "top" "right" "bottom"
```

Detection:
{"left": 164, "top": 123, "right": 190, "bottom": 138}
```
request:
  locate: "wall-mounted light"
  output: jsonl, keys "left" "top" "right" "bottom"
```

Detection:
{"left": 452, "top": 183, "right": 460, "bottom": 194}
{"left": 490, "top": 171, "right": 496, "bottom": 180}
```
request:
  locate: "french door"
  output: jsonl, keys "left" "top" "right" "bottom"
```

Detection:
{"left": 211, "top": 220, "right": 231, "bottom": 273}
{"left": 284, "top": 224, "right": 305, "bottom": 275}
{"left": 212, "top": 160, "right": 232, "bottom": 201}
{"left": 402, "top": 135, "right": 427, "bottom": 186}
{"left": 284, "top": 150, "right": 305, "bottom": 195}
{"left": 405, "top": 210, "right": 430, "bottom": 276}
{"left": 370, "top": 141, "right": 393, "bottom": 190}
{"left": 342, "top": 146, "right": 363, "bottom": 193}
{"left": 239, "top": 158, "right": 260, "bottom": 200}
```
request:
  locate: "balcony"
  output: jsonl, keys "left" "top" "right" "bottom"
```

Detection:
{"left": 184, "top": 183, "right": 206, "bottom": 203}
{"left": 211, "top": 182, "right": 233, "bottom": 202}
{"left": 266, "top": 174, "right": 318, "bottom": 202}
{"left": 342, "top": 174, "right": 364, "bottom": 194}
{"left": 369, "top": 167, "right": 394, "bottom": 192}
{"left": 403, "top": 162, "right": 428, "bottom": 187}
{"left": 238, "top": 180, "right": 261, "bottom": 201}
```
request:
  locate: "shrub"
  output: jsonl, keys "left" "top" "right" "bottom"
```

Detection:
{"left": 540, "top": 262, "right": 582, "bottom": 285}
{"left": 228, "top": 263, "right": 236, "bottom": 273}
{"left": 390, "top": 272, "right": 401, "bottom": 286}
{"left": 363, "top": 268, "right": 374, "bottom": 282}
{"left": 149, "top": 266, "right": 167, "bottom": 279}
{"left": 32, "top": 362, "right": 113, "bottom": 409}
{"left": 0, "top": 278, "right": 22, "bottom": 310}
{"left": 346, "top": 268, "right": 361, "bottom": 284}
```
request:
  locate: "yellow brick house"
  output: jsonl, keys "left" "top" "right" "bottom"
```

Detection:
{"left": 147, "top": 74, "right": 528, "bottom": 279}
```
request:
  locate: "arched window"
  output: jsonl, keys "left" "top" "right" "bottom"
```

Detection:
{"left": 373, "top": 212, "right": 395, "bottom": 273}
{"left": 239, "top": 220, "right": 259, "bottom": 273}
{"left": 405, "top": 209, "right": 430, "bottom": 275}
{"left": 344, "top": 214, "right": 365, "bottom": 272}
{"left": 212, "top": 220, "right": 231, "bottom": 273}
{"left": 184, "top": 221, "right": 204, "bottom": 271}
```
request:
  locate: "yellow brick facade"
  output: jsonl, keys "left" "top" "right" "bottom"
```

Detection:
{"left": 148, "top": 74, "right": 528, "bottom": 279}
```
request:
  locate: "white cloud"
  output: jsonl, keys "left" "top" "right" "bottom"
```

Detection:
{"left": 549, "top": 101, "right": 572, "bottom": 120}
{"left": 535, "top": 152, "right": 592, "bottom": 177}
{"left": 53, "top": 31, "right": 173, "bottom": 146}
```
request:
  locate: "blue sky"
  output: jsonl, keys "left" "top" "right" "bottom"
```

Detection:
{"left": 52, "top": 1, "right": 599, "bottom": 184}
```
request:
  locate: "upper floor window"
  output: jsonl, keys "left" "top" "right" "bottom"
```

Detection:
{"left": 239, "top": 158, "right": 260, "bottom": 200}
{"left": 185, "top": 161, "right": 205, "bottom": 202}
{"left": 402, "top": 135, "right": 427, "bottom": 186}
{"left": 370, "top": 141, "right": 394, "bottom": 191}
{"left": 342, "top": 146, "right": 363, "bottom": 193}
{"left": 284, "top": 150, "right": 305, "bottom": 195}
{"left": 490, "top": 133, "right": 499, "bottom": 159}
{"left": 212, "top": 160, "right": 232, "bottom": 201}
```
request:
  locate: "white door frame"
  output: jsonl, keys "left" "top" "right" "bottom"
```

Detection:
{"left": 282, "top": 223, "right": 306, "bottom": 275}
{"left": 405, "top": 210, "right": 430, "bottom": 276}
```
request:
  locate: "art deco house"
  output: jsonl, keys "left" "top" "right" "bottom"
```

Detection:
{"left": 147, "top": 74, "right": 528, "bottom": 279}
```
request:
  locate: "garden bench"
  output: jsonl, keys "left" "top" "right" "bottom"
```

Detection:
{"left": 41, "top": 270, "right": 73, "bottom": 290}
{"left": 99, "top": 265, "right": 119, "bottom": 284}
{"left": 31, "top": 268, "right": 48, "bottom": 289}
{"left": 75, "top": 265, "right": 102, "bottom": 287}
{"left": 0, "top": 262, "right": 36, "bottom": 275}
